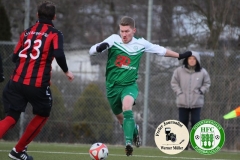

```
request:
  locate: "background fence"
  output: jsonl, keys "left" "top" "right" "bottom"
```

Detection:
{"left": 1, "top": 42, "right": 240, "bottom": 150}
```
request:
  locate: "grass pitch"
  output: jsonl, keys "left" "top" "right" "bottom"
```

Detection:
{"left": 0, "top": 141, "right": 239, "bottom": 160}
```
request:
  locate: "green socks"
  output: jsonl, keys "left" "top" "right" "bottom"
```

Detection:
{"left": 123, "top": 110, "right": 135, "bottom": 145}
{"left": 133, "top": 124, "right": 138, "bottom": 137}
{"left": 121, "top": 124, "right": 138, "bottom": 137}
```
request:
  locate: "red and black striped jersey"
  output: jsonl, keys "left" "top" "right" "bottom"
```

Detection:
{"left": 12, "top": 19, "right": 68, "bottom": 87}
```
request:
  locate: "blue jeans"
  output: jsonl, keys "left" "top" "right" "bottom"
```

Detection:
{"left": 178, "top": 107, "right": 201, "bottom": 129}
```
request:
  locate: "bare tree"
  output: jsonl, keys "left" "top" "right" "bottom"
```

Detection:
{"left": 187, "top": 0, "right": 239, "bottom": 49}
{"left": 158, "top": 0, "right": 174, "bottom": 45}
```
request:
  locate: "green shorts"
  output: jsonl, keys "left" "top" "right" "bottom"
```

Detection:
{"left": 106, "top": 83, "right": 138, "bottom": 115}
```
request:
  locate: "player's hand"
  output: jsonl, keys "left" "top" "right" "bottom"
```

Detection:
{"left": 96, "top": 42, "right": 109, "bottom": 52}
{"left": 178, "top": 51, "right": 192, "bottom": 60}
{"left": 65, "top": 71, "right": 74, "bottom": 81}
{"left": 0, "top": 74, "right": 5, "bottom": 82}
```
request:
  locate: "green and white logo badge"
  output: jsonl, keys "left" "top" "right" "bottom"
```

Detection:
{"left": 154, "top": 119, "right": 189, "bottom": 155}
{"left": 190, "top": 119, "right": 225, "bottom": 155}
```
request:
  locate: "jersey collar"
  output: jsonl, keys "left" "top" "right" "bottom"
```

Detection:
{"left": 37, "top": 19, "right": 54, "bottom": 27}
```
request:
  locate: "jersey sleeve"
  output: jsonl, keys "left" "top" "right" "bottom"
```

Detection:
{"left": 89, "top": 34, "right": 117, "bottom": 55}
{"left": 52, "top": 32, "right": 64, "bottom": 58}
{"left": 52, "top": 31, "right": 68, "bottom": 72}
{"left": 141, "top": 38, "right": 167, "bottom": 56}
{"left": 12, "top": 32, "right": 24, "bottom": 63}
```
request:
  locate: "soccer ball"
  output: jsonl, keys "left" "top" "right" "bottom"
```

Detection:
{"left": 89, "top": 142, "right": 108, "bottom": 160}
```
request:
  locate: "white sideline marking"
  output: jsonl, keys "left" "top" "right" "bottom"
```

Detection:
{"left": 0, "top": 150, "right": 231, "bottom": 160}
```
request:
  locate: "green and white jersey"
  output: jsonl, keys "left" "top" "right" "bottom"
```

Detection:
{"left": 89, "top": 34, "right": 167, "bottom": 87}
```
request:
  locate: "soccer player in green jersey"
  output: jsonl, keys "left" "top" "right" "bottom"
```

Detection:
{"left": 89, "top": 16, "right": 192, "bottom": 156}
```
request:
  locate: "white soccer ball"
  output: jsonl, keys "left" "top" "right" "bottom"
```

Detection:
{"left": 89, "top": 142, "right": 108, "bottom": 160}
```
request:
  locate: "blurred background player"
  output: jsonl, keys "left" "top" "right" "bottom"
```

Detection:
{"left": 171, "top": 51, "right": 211, "bottom": 150}
{"left": 0, "top": 53, "right": 5, "bottom": 82}
{"left": 0, "top": 1, "right": 74, "bottom": 160}
{"left": 89, "top": 16, "right": 192, "bottom": 156}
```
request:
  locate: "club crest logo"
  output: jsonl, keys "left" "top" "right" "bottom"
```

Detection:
{"left": 133, "top": 46, "right": 138, "bottom": 50}
{"left": 154, "top": 119, "right": 189, "bottom": 155}
{"left": 190, "top": 119, "right": 225, "bottom": 155}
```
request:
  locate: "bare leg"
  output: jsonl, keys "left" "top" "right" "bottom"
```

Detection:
{"left": 116, "top": 113, "right": 123, "bottom": 125}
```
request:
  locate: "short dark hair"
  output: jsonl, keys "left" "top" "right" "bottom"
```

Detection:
{"left": 38, "top": 1, "right": 56, "bottom": 20}
{"left": 119, "top": 16, "right": 135, "bottom": 28}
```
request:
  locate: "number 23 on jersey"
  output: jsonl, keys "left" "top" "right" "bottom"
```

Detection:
{"left": 19, "top": 39, "right": 42, "bottom": 60}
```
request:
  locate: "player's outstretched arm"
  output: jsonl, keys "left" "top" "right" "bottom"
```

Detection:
{"left": 96, "top": 42, "right": 109, "bottom": 52}
{"left": 65, "top": 71, "right": 74, "bottom": 81}
{"left": 55, "top": 55, "right": 74, "bottom": 81}
{"left": 89, "top": 42, "right": 109, "bottom": 56}
{"left": 165, "top": 49, "right": 192, "bottom": 60}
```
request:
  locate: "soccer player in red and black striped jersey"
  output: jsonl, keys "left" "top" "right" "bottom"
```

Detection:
{"left": 0, "top": 1, "right": 74, "bottom": 160}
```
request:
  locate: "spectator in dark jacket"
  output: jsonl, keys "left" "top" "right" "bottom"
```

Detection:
{"left": 171, "top": 51, "right": 211, "bottom": 149}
